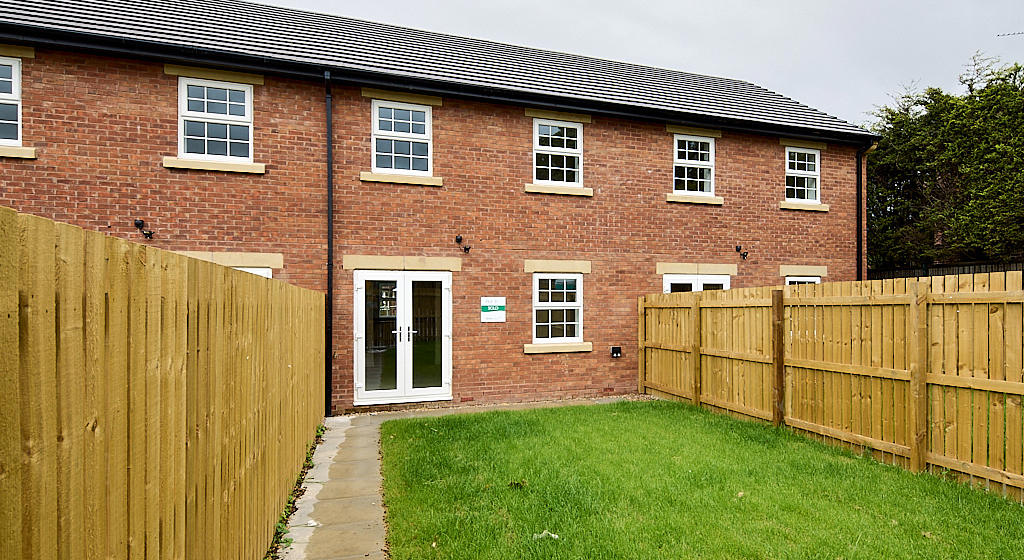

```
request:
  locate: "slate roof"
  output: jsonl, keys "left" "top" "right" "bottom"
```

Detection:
{"left": 0, "top": 0, "right": 875, "bottom": 142}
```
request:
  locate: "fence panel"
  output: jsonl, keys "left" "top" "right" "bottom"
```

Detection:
{"left": 0, "top": 207, "right": 325, "bottom": 559}
{"left": 638, "top": 271, "right": 1024, "bottom": 502}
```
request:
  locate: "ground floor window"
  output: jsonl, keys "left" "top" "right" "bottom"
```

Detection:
{"left": 533, "top": 273, "right": 583, "bottom": 343}
{"left": 662, "top": 274, "right": 730, "bottom": 293}
{"left": 785, "top": 276, "right": 821, "bottom": 285}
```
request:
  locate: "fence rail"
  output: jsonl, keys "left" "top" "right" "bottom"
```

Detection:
{"left": 0, "top": 206, "right": 326, "bottom": 560}
{"left": 638, "top": 272, "right": 1024, "bottom": 501}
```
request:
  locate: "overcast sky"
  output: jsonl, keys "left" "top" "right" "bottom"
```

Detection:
{"left": 260, "top": 0, "right": 1023, "bottom": 127}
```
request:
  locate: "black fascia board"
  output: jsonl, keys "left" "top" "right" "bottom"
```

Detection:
{"left": 0, "top": 24, "right": 879, "bottom": 146}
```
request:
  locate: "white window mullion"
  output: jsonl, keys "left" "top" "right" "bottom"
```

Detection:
{"left": 673, "top": 134, "right": 715, "bottom": 195}
{"left": 0, "top": 56, "right": 22, "bottom": 146}
{"left": 177, "top": 77, "right": 254, "bottom": 163}
{"left": 372, "top": 99, "right": 432, "bottom": 176}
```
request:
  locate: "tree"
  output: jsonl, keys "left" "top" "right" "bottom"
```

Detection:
{"left": 867, "top": 56, "right": 1024, "bottom": 270}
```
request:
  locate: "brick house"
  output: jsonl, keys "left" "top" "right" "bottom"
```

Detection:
{"left": 0, "top": 0, "right": 877, "bottom": 414}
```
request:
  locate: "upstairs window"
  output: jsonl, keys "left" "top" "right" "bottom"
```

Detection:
{"left": 178, "top": 77, "right": 253, "bottom": 162}
{"left": 533, "top": 118, "right": 582, "bottom": 186}
{"left": 372, "top": 100, "right": 432, "bottom": 175}
{"left": 533, "top": 273, "right": 583, "bottom": 344}
{"left": 0, "top": 56, "right": 21, "bottom": 146}
{"left": 673, "top": 134, "right": 715, "bottom": 194}
{"left": 785, "top": 147, "right": 820, "bottom": 202}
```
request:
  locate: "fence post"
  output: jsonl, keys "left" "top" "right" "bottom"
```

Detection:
{"left": 771, "top": 289, "right": 785, "bottom": 427}
{"left": 637, "top": 296, "right": 647, "bottom": 394}
{"left": 691, "top": 294, "right": 702, "bottom": 406}
{"left": 908, "top": 279, "right": 930, "bottom": 472}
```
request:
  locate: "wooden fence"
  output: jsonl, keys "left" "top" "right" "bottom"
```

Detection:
{"left": 638, "top": 273, "right": 1024, "bottom": 501}
{"left": 0, "top": 207, "right": 326, "bottom": 560}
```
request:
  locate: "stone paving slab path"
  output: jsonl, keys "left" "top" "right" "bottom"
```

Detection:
{"left": 281, "top": 397, "right": 629, "bottom": 560}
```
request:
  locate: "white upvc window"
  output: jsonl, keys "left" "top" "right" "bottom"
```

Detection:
{"left": 662, "top": 274, "right": 731, "bottom": 293}
{"left": 786, "top": 276, "right": 821, "bottom": 285}
{"left": 532, "top": 273, "right": 583, "bottom": 344}
{"left": 785, "top": 147, "right": 820, "bottom": 202}
{"left": 0, "top": 56, "right": 22, "bottom": 146}
{"left": 533, "top": 118, "right": 583, "bottom": 186}
{"left": 673, "top": 134, "right": 715, "bottom": 195}
{"left": 372, "top": 99, "right": 432, "bottom": 176}
{"left": 178, "top": 77, "right": 254, "bottom": 162}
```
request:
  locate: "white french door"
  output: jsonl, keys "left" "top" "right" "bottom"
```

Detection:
{"left": 353, "top": 270, "right": 452, "bottom": 405}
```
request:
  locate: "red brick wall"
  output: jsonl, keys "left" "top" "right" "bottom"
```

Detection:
{"left": 0, "top": 48, "right": 862, "bottom": 415}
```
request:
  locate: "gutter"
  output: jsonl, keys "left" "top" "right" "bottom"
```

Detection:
{"left": 0, "top": 25, "right": 880, "bottom": 147}
{"left": 324, "top": 71, "right": 335, "bottom": 416}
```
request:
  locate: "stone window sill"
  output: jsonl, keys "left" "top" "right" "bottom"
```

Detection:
{"left": 0, "top": 146, "right": 37, "bottom": 159}
{"left": 667, "top": 193, "right": 724, "bottom": 205}
{"left": 523, "top": 342, "right": 593, "bottom": 354}
{"left": 360, "top": 171, "right": 443, "bottom": 186}
{"left": 163, "top": 157, "right": 266, "bottom": 174}
{"left": 780, "top": 200, "right": 829, "bottom": 212}
{"left": 524, "top": 184, "right": 593, "bottom": 197}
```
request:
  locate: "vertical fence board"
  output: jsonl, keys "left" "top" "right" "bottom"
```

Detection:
{"left": 0, "top": 207, "right": 21, "bottom": 560}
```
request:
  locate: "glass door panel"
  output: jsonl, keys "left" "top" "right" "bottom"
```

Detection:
{"left": 363, "top": 279, "right": 399, "bottom": 391}
{"left": 411, "top": 280, "right": 443, "bottom": 389}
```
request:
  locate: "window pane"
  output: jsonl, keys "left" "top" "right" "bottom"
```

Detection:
{"left": 536, "top": 325, "right": 549, "bottom": 338}
{"left": 565, "top": 324, "right": 577, "bottom": 337}
{"left": 411, "top": 111, "right": 425, "bottom": 122}
{"left": 376, "top": 139, "right": 392, "bottom": 154}
{"left": 187, "top": 85, "right": 204, "bottom": 98}
{"left": 228, "top": 105, "right": 245, "bottom": 116}
{"left": 394, "top": 121, "right": 410, "bottom": 133}
{"left": 411, "top": 142, "right": 428, "bottom": 156}
{"left": 537, "top": 310, "right": 549, "bottom": 322}
{"left": 394, "top": 141, "right": 411, "bottom": 155}
{"left": 187, "top": 100, "right": 204, "bottom": 112}
{"left": 228, "top": 90, "right": 245, "bottom": 103}
{"left": 536, "top": 168, "right": 549, "bottom": 181}
{"left": 394, "top": 109, "right": 410, "bottom": 121}
{"left": 0, "top": 64, "right": 11, "bottom": 79}
{"left": 207, "top": 140, "right": 227, "bottom": 155}
{"left": 411, "top": 123, "right": 425, "bottom": 134}
{"left": 536, "top": 153, "right": 549, "bottom": 166}
{"left": 0, "top": 81, "right": 10, "bottom": 95}
{"left": 184, "top": 120, "right": 205, "bottom": 136}
{"left": 0, "top": 122, "right": 16, "bottom": 140}
{"left": 0, "top": 103, "right": 17, "bottom": 122}
{"left": 229, "top": 125, "right": 249, "bottom": 141}
{"left": 551, "top": 324, "right": 565, "bottom": 338}
{"left": 185, "top": 138, "right": 205, "bottom": 153}
{"left": 207, "top": 123, "right": 227, "bottom": 139}
{"left": 379, "top": 107, "right": 392, "bottom": 118}
{"left": 229, "top": 143, "right": 249, "bottom": 158}
{"left": 379, "top": 119, "right": 392, "bottom": 131}
{"left": 207, "top": 88, "right": 227, "bottom": 101}
{"left": 394, "top": 156, "right": 411, "bottom": 169}
{"left": 207, "top": 102, "right": 227, "bottom": 114}
{"left": 376, "top": 155, "right": 392, "bottom": 168}
{"left": 411, "top": 158, "right": 428, "bottom": 171}
{"left": 539, "top": 279, "right": 549, "bottom": 290}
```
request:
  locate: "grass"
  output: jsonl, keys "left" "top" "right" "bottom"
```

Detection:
{"left": 380, "top": 400, "right": 1024, "bottom": 559}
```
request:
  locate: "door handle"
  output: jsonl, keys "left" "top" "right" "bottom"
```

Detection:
{"left": 391, "top": 329, "right": 402, "bottom": 342}
{"left": 407, "top": 326, "right": 418, "bottom": 338}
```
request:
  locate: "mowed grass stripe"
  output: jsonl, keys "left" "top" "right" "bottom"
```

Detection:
{"left": 381, "top": 400, "right": 1024, "bottom": 560}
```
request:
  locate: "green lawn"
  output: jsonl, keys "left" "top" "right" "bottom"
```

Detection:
{"left": 380, "top": 400, "right": 1024, "bottom": 559}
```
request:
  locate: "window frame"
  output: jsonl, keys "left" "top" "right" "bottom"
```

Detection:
{"left": 672, "top": 134, "right": 715, "bottom": 196}
{"left": 371, "top": 99, "right": 433, "bottom": 177}
{"left": 785, "top": 276, "right": 821, "bottom": 285}
{"left": 662, "top": 274, "right": 731, "bottom": 293}
{"left": 177, "top": 77, "right": 254, "bottom": 163}
{"left": 532, "top": 118, "right": 584, "bottom": 187}
{"left": 784, "top": 146, "right": 821, "bottom": 203}
{"left": 532, "top": 272, "right": 584, "bottom": 344}
{"left": 0, "top": 55, "right": 22, "bottom": 147}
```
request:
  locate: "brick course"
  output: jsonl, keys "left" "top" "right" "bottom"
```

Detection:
{"left": 0, "top": 48, "right": 864, "bottom": 415}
